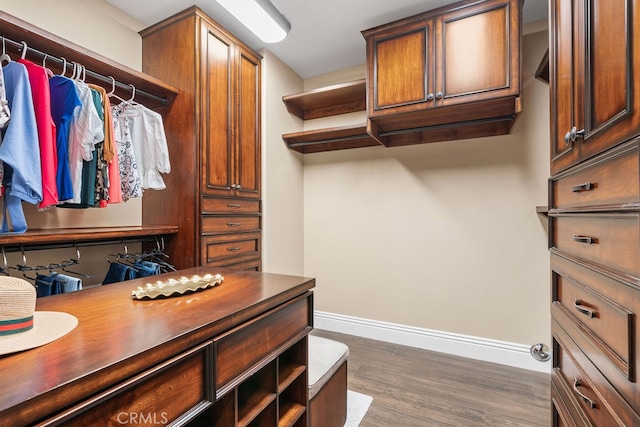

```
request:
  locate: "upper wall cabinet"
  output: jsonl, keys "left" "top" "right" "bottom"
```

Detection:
{"left": 362, "top": 0, "right": 522, "bottom": 147}
{"left": 550, "top": 0, "right": 640, "bottom": 175}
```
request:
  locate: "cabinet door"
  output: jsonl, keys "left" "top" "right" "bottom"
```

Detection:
{"left": 367, "top": 19, "right": 436, "bottom": 113}
{"left": 550, "top": 0, "right": 581, "bottom": 175}
{"left": 436, "top": 0, "right": 520, "bottom": 107}
{"left": 234, "top": 47, "right": 261, "bottom": 199}
{"left": 202, "top": 24, "right": 235, "bottom": 197}
{"left": 580, "top": 0, "right": 637, "bottom": 162}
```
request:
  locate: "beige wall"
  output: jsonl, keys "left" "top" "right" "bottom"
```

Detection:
{"left": 303, "top": 30, "right": 551, "bottom": 346}
{"left": 260, "top": 50, "right": 305, "bottom": 275}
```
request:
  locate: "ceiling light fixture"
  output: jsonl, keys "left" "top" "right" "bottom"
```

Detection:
{"left": 216, "top": 0, "right": 291, "bottom": 43}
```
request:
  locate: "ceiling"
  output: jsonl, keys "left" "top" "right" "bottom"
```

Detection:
{"left": 105, "top": 0, "right": 549, "bottom": 79}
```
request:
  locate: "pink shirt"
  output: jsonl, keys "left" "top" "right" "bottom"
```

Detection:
{"left": 17, "top": 59, "right": 58, "bottom": 209}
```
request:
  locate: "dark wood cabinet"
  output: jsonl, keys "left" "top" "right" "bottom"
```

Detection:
{"left": 550, "top": 0, "right": 640, "bottom": 175}
{"left": 201, "top": 33, "right": 261, "bottom": 200}
{"left": 141, "top": 6, "right": 261, "bottom": 270}
{"left": 362, "top": 0, "right": 522, "bottom": 147}
{"left": 548, "top": 1, "right": 640, "bottom": 424}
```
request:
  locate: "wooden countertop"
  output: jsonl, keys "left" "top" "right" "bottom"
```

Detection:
{"left": 0, "top": 267, "right": 315, "bottom": 425}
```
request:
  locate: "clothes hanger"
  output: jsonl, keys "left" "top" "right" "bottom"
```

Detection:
{"left": 59, "top": 245, "right": 94, "bottom": 279}
{"left": 58, "top": 57, "right": 68, "bottom": 77}
{"left": 0, "top": 247, "right": 9, "bottom": 276}
{"left": 19, "top": 41, "right": 27, "bottom": 60}
{"left": 42, "top": 53, "right": 54, "bottom": 77}
{"left": 70, "top": 62, "right": 79, "bottom": 80}
{"left": 0, "top": 37, "right": 12, "bottom": 65}
{"left": 107, "top": 75, "right": 132, "bottom": 105}
{"left": 8, "top": 246, "right": 38, "bottom": 281}
{"left": 115, "top": 82, "right": 142, "bottom": 117}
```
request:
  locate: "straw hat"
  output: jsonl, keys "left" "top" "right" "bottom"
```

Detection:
{"left": 0, "top": 276, "right": 78, "bottom": 356}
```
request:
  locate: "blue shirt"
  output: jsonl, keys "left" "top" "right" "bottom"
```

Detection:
{"left": 49, "top": 75, "right": 81, "bottom": 202}
{"left": 0, "top": 61, "right": 42, "bottom": 205}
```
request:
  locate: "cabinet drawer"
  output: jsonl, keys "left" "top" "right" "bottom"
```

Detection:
{"left": 43, "top": 342, "right": 213, "bottom": 426}
{"left": 201, "top": 196, "right": 260, "bottom": 214}
{"left": 550, "top": 213, "right": 640, "bottom": 279}
{"left": 552, "top": 380, "right": 583, "bottom": 427}
{"left": 214, "top": 294, "right": 312, "bottom": 397}
{"left": 201, "top": 232, "right": 261, "bottom": 266}
{"left": 202, "top": 216, "right": 260, "bottom": 234}
{"left": 552, "top": 254, "right": 634, "bottom": 380}
{"left": 551, "top": 142, "right": 640, "bottom": 211}
{"left": 553, "top": 322, "right": 640, "bottom": 426}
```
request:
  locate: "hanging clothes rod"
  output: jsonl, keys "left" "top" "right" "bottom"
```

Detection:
{"left": 0, "top": 236, "right": 163, "bottom": 254}
{"left": 0, "top": 35, "right": 168, "bottom": 107}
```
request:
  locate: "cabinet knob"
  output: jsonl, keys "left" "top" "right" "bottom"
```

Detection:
{"left": 570, "top": 126, "right": 585, "bottom": 142}
{"left": 231, "top": 184, "right": 237, "bottom": 189}
{"left": 566, "top": 126, "right": 586, "bottom": 144}
{"left": 435, "top": 91, "right": 444, "bottom": 99}
{"left": 236, "top": 184, "right": 242, "bottom": 190}
{"left": 427, "top": 93, "right": 435, "bottom": 101}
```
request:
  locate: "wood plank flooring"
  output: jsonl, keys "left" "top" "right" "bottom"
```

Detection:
{"left": 311, "top": 329, "right": 550, "bottom": 426}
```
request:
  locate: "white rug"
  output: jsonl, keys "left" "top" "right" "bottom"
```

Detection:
{"left": 344, "top": 390, "right": 373, "bottom": 427}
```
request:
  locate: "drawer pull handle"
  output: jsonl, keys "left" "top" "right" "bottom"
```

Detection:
{"left": 571, "top": 182, "right": 594, "bottom": 193}
{"left": 227, "top": 222, "right": 242, "bottom": 227}
{"left": 573, "top": 299, "right": 595, "bottom": 318}
{"left": 227, "top": 204, "right": 242, "bottom": 209}
{"left": 572, "top": 235, "right": 595, "bottom": 244}
{"left": 227, "top": 247, "right": 242, "bottom": 252}
{"left": 573, "top": 379, "right": 596, "bottom": 409}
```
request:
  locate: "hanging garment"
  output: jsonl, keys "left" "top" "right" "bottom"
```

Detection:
{"left": 111, "top": 106, "right": 142, "bottom": 202}
{"left": 17, "top": 59, "right": 59, "bottom": 210}
{"left": 0, "top": 59, "right": 9, "bottom": 198}
{"left": 88, "top": 84, "right": 115, "bottom": 163}
{"left": 0, "top": 61, "right": 43, "bottom": 233}
{"left": 66, "top": 80, "right": 103, "bottom": 204}
{"left": 126, "top": 105, "right": 170, "bottom": 190}
{"left": 50, "top": 272, "right": 82, "bottom": 293}
{"left": 35, "top": 273, "right": 61, "bottom": 297}
{"left": 105, "top": 134, "right": 122, "bottom": 204}
{"left": 49, "top": 75, "right": 81, "bottom": 202}
{"left": 0, "top": 58, "right": 9, "bottom": 128}
{"left": 133, "top": 260, "right": 160, "bottom": 278}
{"left": 102, "top": 261, "right": 137, "bottom": 285}
{"left": 61, "top": 85, "right": 103, "bottom": 208}
{"left": 88, "top": 84, "right": 116, "bottom": 206}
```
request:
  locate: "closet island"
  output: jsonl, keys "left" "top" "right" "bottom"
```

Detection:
{"left": 0, "top": 267, "right": 315, "bottom": 426}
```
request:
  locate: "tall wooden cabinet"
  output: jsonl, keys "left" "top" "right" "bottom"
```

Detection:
{"left": 362, "top": 0, "right": 522, "bottom": 147}
{"left": 550, "top": 0, "right": 640, "bottom": 176}
{"left": 548, "top": 1, "right": 640, "bottom": 425}
{"left": 140, "top": 6, "right": 262, "bottom": 270}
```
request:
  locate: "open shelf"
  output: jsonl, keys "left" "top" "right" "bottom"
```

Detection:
{"left": 0, "top": 226, "right": 178, "bottom": 249}
{"left": 283, "top": 124, "right": 382, "bottom": 154}
{"left": 0, "top": 11, "right": 178, "bottom": 109}
{"left": 278, "top": 401, "right": 306, "bottom": 427}
{"left": 282, "top": 79, "right": 366, "bottom": 120}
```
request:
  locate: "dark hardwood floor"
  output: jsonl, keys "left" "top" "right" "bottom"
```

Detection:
{"left": 311, "top": 329, "right": 551, "bottom": 426}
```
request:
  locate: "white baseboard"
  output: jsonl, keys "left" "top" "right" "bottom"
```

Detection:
{"left": 314, "top": 311, "right": 551, "bottom": 373}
